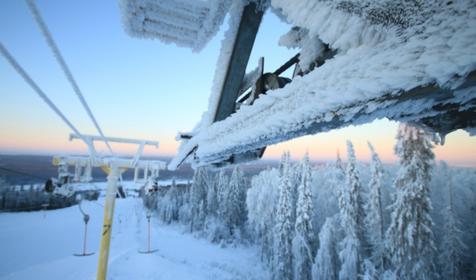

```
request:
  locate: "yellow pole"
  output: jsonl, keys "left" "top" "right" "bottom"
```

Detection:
{"left": 96, "top": 164, "right": 119, "bottom": 280}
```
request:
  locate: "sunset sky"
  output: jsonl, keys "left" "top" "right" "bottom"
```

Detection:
{"left": 1, "top": 0, "right": 475, "bottom": 167}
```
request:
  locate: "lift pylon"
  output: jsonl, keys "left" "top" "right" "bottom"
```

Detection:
{"left": 67, "top": 134, "right": 166, "bottom": 280}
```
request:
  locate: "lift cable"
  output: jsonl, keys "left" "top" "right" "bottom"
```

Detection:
{"left": 25, "top": 0, "right": 115, "bottom": 157}
{"left": 0, "top": 42, "right": 89, "bottom": 146}
{"left": 0, "top": 166, "right": 48, "bottom": 181}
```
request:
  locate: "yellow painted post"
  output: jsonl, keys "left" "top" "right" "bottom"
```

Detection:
{"left": 96, "top": 164, "right": 120, "bottom": 280}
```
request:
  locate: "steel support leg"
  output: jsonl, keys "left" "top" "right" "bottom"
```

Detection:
{"left": 96, "top": 165, "right": 119, "bottom": 280}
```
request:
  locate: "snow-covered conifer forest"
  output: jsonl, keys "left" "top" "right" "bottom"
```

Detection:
{"left": 150, "top": 124, "right": 476, "bottom": 280}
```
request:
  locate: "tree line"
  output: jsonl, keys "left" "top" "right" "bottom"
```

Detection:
{"left": 0, "top": 180, "right": 99, "bottom": 211}
{"left": 149, "top": 123, "right": 476, "bottom": 280}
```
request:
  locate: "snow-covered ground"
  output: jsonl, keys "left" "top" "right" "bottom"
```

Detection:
{"left": 0, "top": 195, "right": 268, "bottom": 280}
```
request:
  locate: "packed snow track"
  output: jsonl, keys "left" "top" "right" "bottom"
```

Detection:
{"left": 0, "top": 197, "right": 268, "bottom": 280}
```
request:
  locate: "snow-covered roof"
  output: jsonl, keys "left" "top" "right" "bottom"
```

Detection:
{"left": 169, "top": 0, "right": 476, "bottom": 169}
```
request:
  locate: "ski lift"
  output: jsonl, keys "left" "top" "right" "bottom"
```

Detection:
{"left": 66, "top": 133, "right": 166, "bottom": 279}
{"left": 120, "top": 0, "right": 476, "bottom": 169}
{"left": 43, "top": 158, "right": 74, "bottom": 198}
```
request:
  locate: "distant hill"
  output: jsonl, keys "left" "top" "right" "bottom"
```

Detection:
{"left": 0, "top": 154, "right": 279, "bottom": 186}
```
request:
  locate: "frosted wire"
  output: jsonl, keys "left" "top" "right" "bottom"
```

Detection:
{"left": 26, "top": 0, "right": 115, "bottom": 156}
{"left": 0, "top": 42, "right": 87, "bottom": 145}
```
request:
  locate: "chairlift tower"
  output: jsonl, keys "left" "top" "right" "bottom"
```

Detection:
{"left": 66, "top": 133, "right": 166, "bottom": 280}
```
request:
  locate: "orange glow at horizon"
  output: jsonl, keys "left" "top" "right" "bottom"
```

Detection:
{"left": 263, "top": 121, "right": 476, "bottom": 167}
{"left": 1, "top": 119, "right": 475, "bottom": 167}
{"left": 0, "top": 133, "right": 180, "bottom": 157}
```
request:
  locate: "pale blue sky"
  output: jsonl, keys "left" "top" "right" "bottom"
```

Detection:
{"left": 1, "top": 0, "right": 475, "bottom": 166}
{"left": 0, "top": 0, "right": 293, "bottom": 149}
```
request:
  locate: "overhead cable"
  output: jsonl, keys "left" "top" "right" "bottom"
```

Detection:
{"left": 26, "top": 0, "right": 115, "bottom": 156}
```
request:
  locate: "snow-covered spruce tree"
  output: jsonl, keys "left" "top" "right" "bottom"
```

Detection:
{"left": 278, "top": 151, "right": 289, "bottom": 175}
{"left": 190, "top": 167, "right": 209, "bottom": 232}
{"left": 224, "top": 166, "right": 247, "bottom": 235}
{"left": 206, "top": 176, "right": 218, "bottom": 217}
{"left": 198, "top": 200, "right": 207, "bottom": 230}
{"left": 312, "top": 151, "right": 345, "bottom": 231}
{"left": 274, "top": 155, "right": 294, "bottom": 280}
{"left": 178, "top": 182, "right": 192, "bottom": 224}
{"left": 292, "top": 153, "right": 315, "bottom": 280}
{"left": 334, "top": 151, "right": 346, "bottom": 212}
{"left": 313, "top": 216, "right": 339, "bottom": 280}
{"left": 160, "top": 181, "right": 180, "bottom": 224}
{"left": 289, "top": 161, "right": 302, "bottom": 227}
{"left": 202, "top": 169, "right": 230, "bottom": 243}
{"left": 282, "top": 152, "right": 298, "bottom": 238}
{"left": 438, "top": 161, "right": 466, "bottom": 280}
{"left": 385, "top": 124, "right": 437, "bottom": 280}
{"left": 247, "top": 168, "right": 280, "bottom": 265}
{"left": 362, "top": 259, "right": 378, "bottom": 280}
{"left": 216, "top": 169, "right": 229, "bottom": 222}
{"left": 338, "top": 140, "right": 365, "bottom": 280}
{"left": 364, "top": 142, "right": 385, "bottom": 274}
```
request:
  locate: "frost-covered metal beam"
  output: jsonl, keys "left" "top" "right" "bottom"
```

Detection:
{"left": 195, "top": 71, "right": 476, "bottom": 166}
{"left": 69, "top": 133, "right": 160, "bottom": 170}
{"left": 69, "top": 133, "right": 159, "bottom": 147}
{"left": 213, "top": 2, "right": 263, "bottom": 122}
{"left": 119, "top": 0, "right": 231, "bottom": 51}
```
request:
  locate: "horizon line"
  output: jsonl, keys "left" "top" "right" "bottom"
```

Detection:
{"left": 1, "top": 152, "right": 475, "bottom": 168}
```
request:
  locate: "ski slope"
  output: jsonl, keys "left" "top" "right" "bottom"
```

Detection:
{"left": 0, "top": 196, "right": 268, "bottom": 280}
